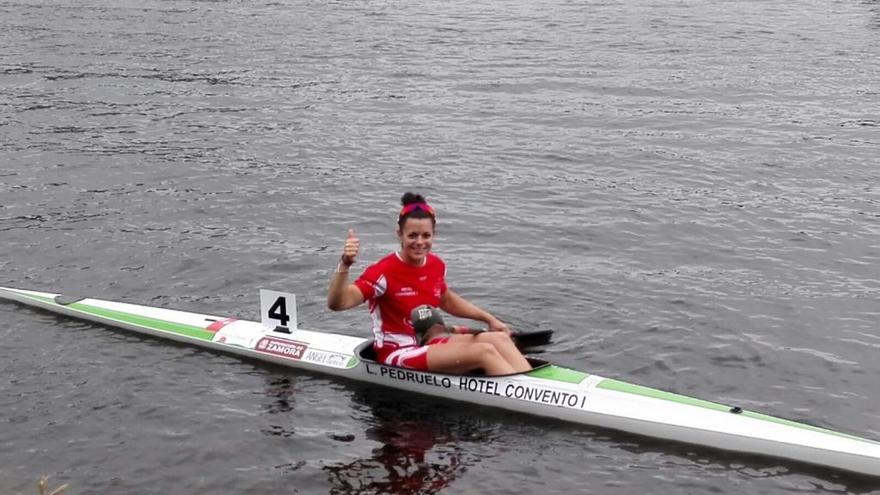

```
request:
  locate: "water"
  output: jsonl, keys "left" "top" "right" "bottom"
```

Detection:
{"left": 2, "top": 0, "right": 879, "bottom": 492}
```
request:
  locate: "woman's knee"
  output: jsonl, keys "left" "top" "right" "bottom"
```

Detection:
{"left": 471, "top": 342, "right": 503, "bottom": 362}
{"left": 476, "top": 331, "right": 514, "bottom": 347}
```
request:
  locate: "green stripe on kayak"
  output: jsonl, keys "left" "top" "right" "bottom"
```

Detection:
{"left": 598, "top": 379, "right": 730, "bottom": 412}
{"left": 739, "top": 410, "right": 880, "bottom": 446}
{"left": 527, "top": 365, "right": 589, "bottom": 384}
{"left": 17, "top": 292, "right": 215, "bottom": 342}
{"left": 598, "top": 378, "right": 880, "bottom": 446}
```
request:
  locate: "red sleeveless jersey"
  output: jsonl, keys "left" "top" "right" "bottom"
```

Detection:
{"left": 353, "top": 252, "right": 448, "bottom": 354}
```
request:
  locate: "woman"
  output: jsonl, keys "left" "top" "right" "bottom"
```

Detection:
{"left": 327, "top": 193, "right": 531, "bottom": 376}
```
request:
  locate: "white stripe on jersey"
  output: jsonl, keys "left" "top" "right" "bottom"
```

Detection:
{"left": 386, "top": 345, "right": 428, "bottom": 366}
{"left": 370, "top": 309, "right": 384, "bottom": 347}
{"left": 383, "top": 332, "right": 417, "bottom": 347}
{"left": 368, "top": 274, "right": 388, "bottom": 345}
{"left": 374, "top": 274, "right": 387, "bottom": 298}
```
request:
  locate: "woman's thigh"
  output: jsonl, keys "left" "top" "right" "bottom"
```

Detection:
{"left": 426, "top": 341, "right": 497, "bottom": 374}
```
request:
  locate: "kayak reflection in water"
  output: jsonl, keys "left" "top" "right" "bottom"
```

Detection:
{"left": 327, "top": 192, "right": 531, "bottom": 376}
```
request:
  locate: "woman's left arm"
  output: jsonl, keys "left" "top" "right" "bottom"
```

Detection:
{"left": 440, "top": 289, "right": 511, "bottom": 334}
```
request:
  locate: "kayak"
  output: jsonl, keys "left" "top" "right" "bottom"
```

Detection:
{"left": 1, "top": 286, "right": 878, "bottom": 477}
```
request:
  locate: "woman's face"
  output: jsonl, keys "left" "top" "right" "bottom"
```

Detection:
{"left": 398, "top": 218, "right": 434, "bottom": 265}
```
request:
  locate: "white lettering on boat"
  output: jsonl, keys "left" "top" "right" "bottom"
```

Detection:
{"left": 255, "top": 336, "right": 307, "bottom": 360}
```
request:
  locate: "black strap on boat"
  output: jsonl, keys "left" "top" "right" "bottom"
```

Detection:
{"left": 54, "top": 294, "right": 88, "bottom": 306}
{"left": 729, "top": 406, "right": 743, "bottom": 414}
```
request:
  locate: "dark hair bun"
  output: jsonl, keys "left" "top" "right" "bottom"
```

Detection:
{"left": 401, "top": 192, "right": 427, "bottom": 206}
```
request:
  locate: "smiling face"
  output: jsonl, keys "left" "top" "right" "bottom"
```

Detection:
{"left": 397, "top": 217, "right": 435, "bottom": 266}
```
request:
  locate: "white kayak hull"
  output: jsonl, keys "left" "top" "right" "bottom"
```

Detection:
{"left": 2, "top": 287, "right": 878, "bottom": 477}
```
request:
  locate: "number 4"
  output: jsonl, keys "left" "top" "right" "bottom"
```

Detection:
{"left": 268, "top": 297, "right": 290, "bottom": 327}
{"left": 260, "top": 289, "right": 298, "bottom": 331}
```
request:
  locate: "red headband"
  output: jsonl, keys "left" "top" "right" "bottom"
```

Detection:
{"left": 399, "top": 202, "right": 435, "bottom": 219}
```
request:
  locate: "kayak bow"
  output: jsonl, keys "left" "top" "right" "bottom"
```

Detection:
{"left": 1, "top": 286, "right": 878, "bottom": 477}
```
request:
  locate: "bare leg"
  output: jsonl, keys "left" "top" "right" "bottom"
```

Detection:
{"left": 474, "top": 332, "right": 532, "bottom": 373}
{"left": 426, "top": 340, "right": 516, "bottom": 375}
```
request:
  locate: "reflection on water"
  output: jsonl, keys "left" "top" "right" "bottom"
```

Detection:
{"left": 262, "top": 375, "right": 297, "bottom": 415}
{"left": 254, "top": 373, "right": 483, "bottom": 494}
{"left": 260, "top": 375, "right": 298, "bottom": 439}
{"left": 323, "top": 389, "right": 494, "bottom": 495}
{"left": 324, "top": 421, "right": 464, "bottom": 495}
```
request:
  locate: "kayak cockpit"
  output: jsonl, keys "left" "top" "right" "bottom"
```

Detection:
{"left": 355, "top": 340, "right": 550, "bottom": 377}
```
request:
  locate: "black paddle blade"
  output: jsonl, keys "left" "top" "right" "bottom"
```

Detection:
{"left": 511, "top": 329, "right": 553, "bottom": 349}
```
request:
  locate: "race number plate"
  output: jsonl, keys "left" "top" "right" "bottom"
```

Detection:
{"left": 260, "top": 289, "right": 298, "bottom": 331}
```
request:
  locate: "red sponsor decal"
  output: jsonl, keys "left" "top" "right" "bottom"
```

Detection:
{"left": 206, "top": 318, "right": 237, "bottom": 332}
{"left": 255, "top": 337, "right": 308, "bottom": 360}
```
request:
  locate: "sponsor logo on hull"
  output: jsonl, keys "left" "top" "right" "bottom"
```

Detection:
{"left": 255, "top": 336, "right": 308, "bottom": 360}
{"left": 302, "top": 349, "right": 350, "bottom": 368}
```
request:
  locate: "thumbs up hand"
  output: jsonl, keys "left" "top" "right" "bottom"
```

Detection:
{"left": 341, "top": 228, "right": 359, "bottom": 267}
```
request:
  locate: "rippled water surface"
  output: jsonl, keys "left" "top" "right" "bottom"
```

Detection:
{"left": 2, "top": 0, "right": 880, "bottom": 493}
